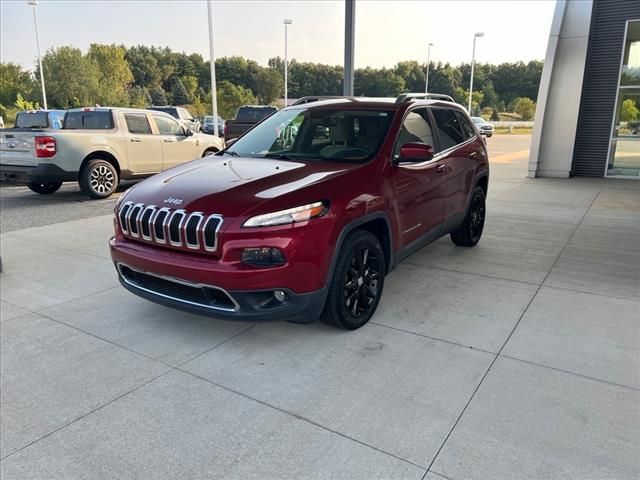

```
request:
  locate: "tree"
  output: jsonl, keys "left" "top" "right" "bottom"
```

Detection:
{"left": 181, "top": 76, "right": 199, "bottom": 103}
{"left": 513, "top": 97, "right": 536, "bottom": 120}
{"left": 393, "top": 61, "right": 426, "bottom": 92}
{"left": 481, "top": 81, "right": 498, "bottom": 108}
{"left": 151, "top": 85, "right": 167, "bottom": 105}
{"left": 490, "top": 108, "right": 500, "bottom": 121}
{"left": 355, "top": 67, "right": 405, "bottom": 96}
{"left": 88, "top": 44, "right": 133, "bottom": 106}
{"left": 129, "top": 86, "right": 152, "bottom": 107}
{"left": 14, "top": 93, "right": 39, "bottom": 110}
{"left": 170, "top": 77, "right": 189, "bottom": 105}
{"left": 213, "top": 80, "right": 257, "bottom": 119}
{"left": 0, "top": 63, "right": 38, "bottom": 106}
{"left": 620, "top": 98, "right": 639, "bottom": 122}
{"left": 40, "top": 46, "right": 99, "bottom": 108}
{"left": 255, "top": 68, "right": 283, "bottom": 104}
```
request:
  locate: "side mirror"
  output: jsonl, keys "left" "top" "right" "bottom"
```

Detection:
{"left": 225, "top": 137, "right": 238, "bottom": 147}
{"left": 395, "top": 142, "right": 434, "bottom": 164}
{"left": 184, "top": 128, "right": 194, "bottom": 137}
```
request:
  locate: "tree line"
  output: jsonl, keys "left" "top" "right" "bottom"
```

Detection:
{"left": 1, "top": 43, "right": 542, "bottom": 121}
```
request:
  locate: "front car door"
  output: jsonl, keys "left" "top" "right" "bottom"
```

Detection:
{"left": 122, "top": 112, "right": 163, "bottom": 174}
{"left": 430, "top": 107, "right": 486, "bottom": 224}
{"left": 391, "top": 108, "right": 447, "bottom": 247}
{"left": 152, "top": 113, "right": 200, "bottom": 170}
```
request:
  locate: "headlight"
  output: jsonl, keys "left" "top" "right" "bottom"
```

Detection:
{"left": 243, "top": 201, "right": 328, "bottom": 227}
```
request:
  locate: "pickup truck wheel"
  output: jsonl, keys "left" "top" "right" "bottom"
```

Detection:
{"left": 80, "top": 159, "right": 119, "bottom": 199}
{"left": 321, "top": 230, "right": 385, "bottom": 330}
{"left": 450, "top": 186, "right": 486, "bottom": 247}
{"left": 27, "top": 181, "right": 62, "bottom": 195}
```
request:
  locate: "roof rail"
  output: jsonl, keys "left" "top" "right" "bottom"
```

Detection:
{"left": 395, "top": 93, "right": 455, "bottom": 104}
{"left": 291, "top": 96, "right": 353, "bottom": 106}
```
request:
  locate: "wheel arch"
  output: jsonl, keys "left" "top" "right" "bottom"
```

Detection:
{"left": 324, "top": 212, "right": 394, "bottom": 290}
{"left": 80, "top": 151, "right": 121, "bottom": 177}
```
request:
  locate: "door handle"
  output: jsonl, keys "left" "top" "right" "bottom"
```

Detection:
{"left": 469, "top": 151, "right": 479, "bottom": 159}
{"left": 163, "top": 138, "right": 176, "bottom": 143}
{"left": 436, "top": 164, "right": 447, "bottom": 173}
{"left": 130, "top": 138, "right": 142, "bottom": 143}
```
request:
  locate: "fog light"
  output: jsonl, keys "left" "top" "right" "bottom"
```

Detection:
{"left": 274, "top": 290, "right": 286, "bottom": 302}
{"left": 241, "top": 247, "right": 286, "bottom": 267}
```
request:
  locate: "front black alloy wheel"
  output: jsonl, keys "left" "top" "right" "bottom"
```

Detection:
{"left": 322, "top": 230, "right": 385, "bottom": 330}
{"left": 450, "top": 185, "right": 486, "bottom": 247}
{"left": 27, "top": 181, "right": 62, "bottom": 195}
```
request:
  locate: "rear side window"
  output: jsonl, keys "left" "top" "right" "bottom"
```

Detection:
{"left": 431, "top": 108, "right": 465, "bottom": 151}
{"left": 64, "top": 111, "right": 114, "bottom": 130}
{"left": 15, "top": 112, "right": 49, "bottom": 129}
{"left": 153, "top": 114, "right": 181, "bottom": 135}
{"left": 124, "top": 114, "right": 152, "bottom": 134}
{"left": 455, "top": 112, "right": 476, "bottom": 140}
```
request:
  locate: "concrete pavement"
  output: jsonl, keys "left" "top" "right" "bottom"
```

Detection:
{"left": 0, "top": 145, "right": 639, "bottom": 479}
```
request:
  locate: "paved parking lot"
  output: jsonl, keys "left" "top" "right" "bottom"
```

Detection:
{"left": 1, "top": 136, "right": 639, "bottom": 479}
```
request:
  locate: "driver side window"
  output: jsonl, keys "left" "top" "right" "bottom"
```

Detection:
{"left": 393, "top": 109, "right": 435, "bottom": 158}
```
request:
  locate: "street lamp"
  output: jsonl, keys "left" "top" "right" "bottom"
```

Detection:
{"left": 27, "top": 0, "right": 47, "bottom": 110}
{"left": 283, "top": 19, "right": 293, "bottom": 106}
{"left": 207, "top": 0, "right": 219, "bottom": 136}
{"left": 425, "top": 42, "right": 434, "bottom": 94}
{"left": 468, "top": 32, "right": 484, "bottom": 114}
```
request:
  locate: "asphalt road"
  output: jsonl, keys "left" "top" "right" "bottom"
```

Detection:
{"left": 0, "top": 134, "right": 532, "bottom": 233}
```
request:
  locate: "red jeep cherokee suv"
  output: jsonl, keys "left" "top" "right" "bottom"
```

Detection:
{"left": 110, "top": 95, "right": 489, "bottom": 330}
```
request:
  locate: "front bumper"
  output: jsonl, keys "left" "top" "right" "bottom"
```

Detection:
{"left": 0, "top": 163, "right": 77, "bottom": 184}
{"left": 110, "top": 237, "right": 327, "bottom": 323}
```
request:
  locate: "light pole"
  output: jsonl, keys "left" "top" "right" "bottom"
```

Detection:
{"left": 425, "top": 42, "right": 434, "bottom": 94}
{"left": 28, "top": 0, "right": 47, "bottom": 110}
{"left": 283, "top": 19, "right": 293, "bottom": 106}
{"left": 468, "top": 32, "right": 484, "bottom": 114}
{"left": 207, "top": 0, "right": 218, "bottom": 136}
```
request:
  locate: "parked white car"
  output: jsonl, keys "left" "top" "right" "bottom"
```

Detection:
{"left": 0, "top": 107, "right": 224, "bottom": 198}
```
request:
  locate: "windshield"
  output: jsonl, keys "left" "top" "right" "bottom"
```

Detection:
{"left": 471, "top": 117, "right": 484, "bottom": 123}
{"left": 149, "top": 107, "right": 178, "bottom": 119}
{"left": 227, "top": 107, "right": 394, "bottom": 163}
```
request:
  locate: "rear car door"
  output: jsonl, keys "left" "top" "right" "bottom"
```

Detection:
{"left": 151, "top": 114, "right": 200, "bottom": 169}
{"left": 391, "top": 108, "right": 447, "bottom": 247}
{"left": 430, "top": 107, "right": 485, "bottom": 223}
{"left": 123, "top": 113, "right": 163, "bottom": 173}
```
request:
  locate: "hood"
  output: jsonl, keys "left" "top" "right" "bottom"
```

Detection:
{"left": 122, "top": 156, "right": 357, "bottom": 217}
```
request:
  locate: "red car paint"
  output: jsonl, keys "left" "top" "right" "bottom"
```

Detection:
{"left": 110, "top": 98, "right": 489, "bottom": 322}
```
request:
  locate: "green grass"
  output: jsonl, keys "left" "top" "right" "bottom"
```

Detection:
{"left": 493, "top": 127, "right": 533, "bottom": 135}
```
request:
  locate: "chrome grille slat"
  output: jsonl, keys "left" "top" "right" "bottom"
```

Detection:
{"left": 202, "top": 215, "right": 223, "bottom": 252}
{"left": 168, "top": 210, "right": 186, "bottom": 246}
{"left": 117, "top": 203, "right": 222, "bottom": 254}
{"left": 152, "top": 208, "right": 170, "bottom": 243}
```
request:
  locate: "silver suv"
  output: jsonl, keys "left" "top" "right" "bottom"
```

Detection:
{"left": 148, "top": 106, "right": 201, "bottom": 133}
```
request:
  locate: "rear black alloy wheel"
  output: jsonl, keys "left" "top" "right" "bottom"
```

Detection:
{"left": 322, "top": 230, "right": 385, "bottom": 330}
{"left": 27, "top": 181, "right": 62, "bottom": 195}
{"left": 450, "top": 186, "right": 486, "bottom": 247}
{"left": 79, "top": 159, "right": 119, "bottom": 199}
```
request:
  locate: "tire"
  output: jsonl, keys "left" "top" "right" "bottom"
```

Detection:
{"left": 486, "top": 133, "right": 493, "bottom": 138}
{"left": 450, "top": 186, "right": 486, "bottom": 247}
{"left": 321, "top": 230, "right": 385, "bottom": 330}
{"left": 27, "top": 181, "right": 62, "bottom": 195}
{"left": 202, "top": 148, "right": 218, "bottom": 157}
{"left": 79, "top": 159, "right": 119, "bottom": 199}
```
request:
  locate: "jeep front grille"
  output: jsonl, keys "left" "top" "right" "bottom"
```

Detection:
{"left": 117, "top": 201, "right": 222, "bottom": 253}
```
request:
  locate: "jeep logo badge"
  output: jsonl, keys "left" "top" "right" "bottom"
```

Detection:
{"left": 164, "top": 197, "right": 184, "bottom": 205}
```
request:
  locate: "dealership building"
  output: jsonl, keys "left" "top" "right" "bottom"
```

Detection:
{"left": 528, "top": 0, "right": 640, "bottom": 179}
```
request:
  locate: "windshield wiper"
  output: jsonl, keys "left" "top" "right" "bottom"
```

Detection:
{"left": 263, "top": 153, "right": 307, "bottom": 160}
{"left": 219, "top": 150, "right": 239, "bottom": 157}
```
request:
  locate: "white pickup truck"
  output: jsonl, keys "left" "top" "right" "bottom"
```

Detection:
{"left": 0, "top": 107, "right": 225, "bottom": 199}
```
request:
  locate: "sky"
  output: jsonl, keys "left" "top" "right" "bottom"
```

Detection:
{"left": 1, "top": 0, "right": 556, "bottom": 71}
